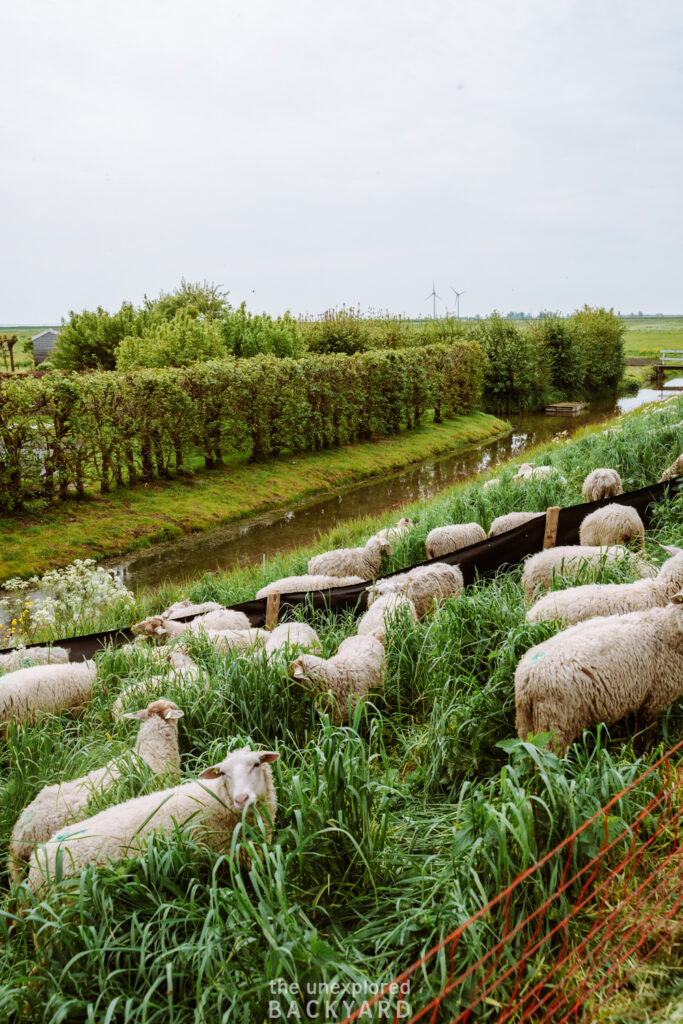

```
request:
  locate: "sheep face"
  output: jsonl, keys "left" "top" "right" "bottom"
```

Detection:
{"left": 199, "top": 748, "right": 279, "bottom": 812}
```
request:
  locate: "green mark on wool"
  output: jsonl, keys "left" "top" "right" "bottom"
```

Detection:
{"left": 53, "top": 827, "right": 88, "bottom": 843}
{"left": 529, "top": 651, "right": 548, "bottom": 662}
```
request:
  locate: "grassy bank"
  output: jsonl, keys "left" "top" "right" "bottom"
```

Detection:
{"left": 0, "top": 397, "right": 682, "bottom": 1020}
{"left": 0, "top": 412, "right": 509, "bottom": 582}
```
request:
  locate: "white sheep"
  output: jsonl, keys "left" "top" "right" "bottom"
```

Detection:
{"left": 661, "top": 452, "right": 683, "bottom": 481}
{"left": 526, "top": 549, "right": 683, "bottom": 626}
{"left": 0, "top": 661, "right": 97, "bottom": 729}
{"left": 308, "top": 536, "right": 392, "bottom": 580}
{"left": 512, "top": 464, "right": 567, "bottom": 485}
{"left": 289, "top": 634, "right": 385, "bottom": 724}
{"left": 156, "top": 600, "right": 223, "bottom": 620}
{"left": 356, "top": 593, "right": 417, "bottom": 644}
{"left": 579, "top": 504, "right": 645, "bottom": 548}
{"left": 132, "top": 608, "right": 252, "bottom": 641}
{"left": 0, "top": 647, "right": 69, "bottom": 674}
{"left": 374, "top": 518, "right": 415, "bottom": 544}
{"left": 515, "top": 590, "right": 683, "bottom": 753}
{"left": 488, "top": 511, "right": 543, "bottom": 538}
{"left": 483, "top": 478, "right": 500, "bottom": 491}
{"left": 581, "top": 468, "right": 623, "bottom": 502}
{"left": 26, "top": 747, "right": 280, "bottom": 894}
{"left": 521, "top": 545, "right": 656, "bottom": 604}
{"left": 425, "top": 523, "right": 486, "bottom": 559}
{"left": 263, "top": 623, "right": 321, "bottom": 658}
{"left": 111, "top": 650, "right": 200, "bottom": 719}
{"left": 8, "top": 698, "right": 184, "bottom": 884}
{"left": 255, "top": 575, "right": 365, "bottom": 599}
{"left": 367, "top": 562, "right": 464, "bottom": 619}
{"left": 199, "top": 627, "right": 267, "bottom": 653}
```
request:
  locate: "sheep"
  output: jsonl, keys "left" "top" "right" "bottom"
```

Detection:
{"left": 8, "top": 699, "right": 184, "bottom": 884}
{"left": 132, "top": 608, "right": 252, "bottom": 641}
{"left": 263, "top": 623, "right": 321, "bottom": 659}
{"left": 483, "top": 478, "right": 500, "bottom": 490}
{"left": 367, "top": 562, "right": 464, "bottom": 619}
{"left": 425, "top": 523, "right": 486, "bottom": 559}
{"left": 374, "top": 518, "right": 415, "bottom": 544}
{"left": 526, "top": 550, "right": 683, "bottom": 626}
{"left": 356, "top": 593, "right": 417, "bottom": 644}
{"left": 515, "top": 590, "right": 683, "bottom": 754}
{"left": 111, "top": 650, "right": 200, "bottom": 719}
{"left": 307, "top": 536, "right": 392, "bottom": 580}
{"left": 0, "top": 646, "right": 69, "bottom": 674}
{"left": 512, "top": 464, "right": 567, "bottom": 485}
{"left": 255, "top": 575, "right": 365, "bottom": 599}
{"left": 521, "top": 545, "right": 656, "bottom": 604}
{"left": 157, "top": 600, "right": 223, "bottom": 620}
{"left": 0, "top": 661, "right": 97, "bottom": 728}
{"left": 199, "top": 628, "right": 267, "bottom": 653}
{"left": 488, "top": 511, "right": 543, "bottom": 538}
{"left": 289, "top": 634, "right": 385, "bottom": 724}
{"left": 581, "top": 468, "right": 623, "bottom": 502}
{"left": 579, "top": 504, "right": 645, "bottom": 548}
{"left": 661, "top": 452, "right": 683, "bottom": 481}
{"left": 26, "top": 747, "right": 280, "bottom": 894}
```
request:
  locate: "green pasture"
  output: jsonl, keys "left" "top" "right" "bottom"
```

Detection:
{"left": 0, "top": 394, "right": 682, "bottom": 1020}
{"left": 623, "top": 317, "right": 683, "bottom": 359}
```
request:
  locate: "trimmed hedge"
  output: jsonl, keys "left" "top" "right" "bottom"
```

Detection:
{"left": 0, "top": 342, "right": 483, "bottom": 512}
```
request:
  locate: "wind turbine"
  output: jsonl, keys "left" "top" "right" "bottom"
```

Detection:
{"left": 450, "top": 287, "right": 466, "bottom": 319}
{"left": 425, "top": 281, "right": 441, "bottom": 320}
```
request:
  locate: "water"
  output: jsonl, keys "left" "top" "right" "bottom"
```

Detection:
{"left": 2, "top": 384, "right": 680, "bottom": 617}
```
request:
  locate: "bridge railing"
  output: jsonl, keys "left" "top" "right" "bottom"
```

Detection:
{"left": 659, "top": 349, "right": 683, "bottom": 363}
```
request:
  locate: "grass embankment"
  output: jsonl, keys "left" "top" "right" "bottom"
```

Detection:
{"left": 1, "top": 395, "right": 682, "bottom": 1021}
{"left": 0, "top": 412, "right": 509, "bottom": 582}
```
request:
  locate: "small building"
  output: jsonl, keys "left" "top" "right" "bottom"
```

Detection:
{"left": 32, "top": 328, "right": 59, "bottom": 365}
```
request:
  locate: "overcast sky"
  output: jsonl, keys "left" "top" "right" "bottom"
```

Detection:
{"left": 1, "top": 0, "right": 682, "bottom": 323}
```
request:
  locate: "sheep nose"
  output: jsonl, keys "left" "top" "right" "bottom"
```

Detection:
{"left": 234, "top": 793, "right": 250, "bottom": 809}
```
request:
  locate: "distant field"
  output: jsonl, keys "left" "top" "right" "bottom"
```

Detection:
{"left": 0, "top": 326, "right": 57, "bottom": 370}
{"left": 622, "top": 317, "right": 683, "bottom": 359}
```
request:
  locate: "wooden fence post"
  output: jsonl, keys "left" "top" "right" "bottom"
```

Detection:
{"left": 543, "top": 506, "right": 560, "bottom": 549}
{"left": 265, "top": 591, "right": 280, "bottom": 630}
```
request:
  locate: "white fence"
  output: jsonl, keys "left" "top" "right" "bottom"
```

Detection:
{"left": 660, "top": 349, "right": 683, "bottom": 363}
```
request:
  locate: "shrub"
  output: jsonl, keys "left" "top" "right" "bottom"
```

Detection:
{"left": 220, "top": 303, "right": 305, "bottom": 359}
{"left": 115, "top": 312, "right": 226, "bottom": 369}
{"left": 473, "top": 313, "right": 548, "bottom": 414}
{"left": 573, "top": 305, "right": 625, "bottom": 394}
{"left": 304, "top": 306, "right": 371, "bottom": 355}
{"left": 51, "top": 303, "right": 142, "bottom": 370}
{"left": 529, "top": 313, "right": 587, "bottom": 398}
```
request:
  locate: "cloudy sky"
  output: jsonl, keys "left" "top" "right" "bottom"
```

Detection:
{"left": 1, "top": 0, "right": 682, "bottom": 322}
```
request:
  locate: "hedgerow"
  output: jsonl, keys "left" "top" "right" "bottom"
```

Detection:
{"left": 0, "top": 342, "right": 483, "bottom": 512}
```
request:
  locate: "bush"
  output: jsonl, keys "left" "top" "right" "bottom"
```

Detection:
{"left": 115, "top": 312, "right": 226, "bottom": 369}
{"left": 51, "top": 303, "right": 142, "bottom": 370}
{"left": 473, "top": 313, "right": 548, "bottom": 414}
{"left": 304, "top": 306, "right": 371, "bottom": 355}
{"left": 220, "top": 304, "right": 305, "bottom": 359}
{"left": 573, "top": 305, "right": 625, "bottom": 394}
{"left": 529, "top": 313, "right": 587, "bottom": 398}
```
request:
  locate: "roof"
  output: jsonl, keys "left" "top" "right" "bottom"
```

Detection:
{"left": 32, "top": 329, "right": 59, "bottom": 341}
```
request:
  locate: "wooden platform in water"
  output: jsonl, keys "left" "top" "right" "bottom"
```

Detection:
{"left": 545, "top": 401, "right": 586, "bottom": 415}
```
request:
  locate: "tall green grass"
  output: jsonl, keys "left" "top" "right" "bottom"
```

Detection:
{"left": 0, "top": 395, "right": 681, "bottom": 1021}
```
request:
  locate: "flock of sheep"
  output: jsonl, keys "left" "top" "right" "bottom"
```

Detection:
{"left": 1, "top": 448, "right": 682, "bottom": 899}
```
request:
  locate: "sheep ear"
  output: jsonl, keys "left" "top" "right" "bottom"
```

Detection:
{"left": 121, "top": 709, "right": 148, "bottom": 721}
{"left": 661, "top": 544, "right": 682, "bottom": 556}
{"left": 164, "top": 708, "right": 184, "bottom": 720}
{"left": 258, "top": 751, "right": 280, "bottom": 764}
{"left": 198, "top": 766, "right": 223, "bottom": 779}
{"left": 290, "top": 659, "right": 305, "bottom": 679}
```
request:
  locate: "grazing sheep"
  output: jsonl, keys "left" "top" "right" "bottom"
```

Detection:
{"left": 488, "top": 511, "right": 543, "bottom": 538}
{"left": 289, "top": 634, "right": 385, "bottom": 724}
{"left": 374, "top": 518, "right": 415, "bottom": 544}
{"left": 521, "top": 545, "right": 656, "bottom": 603}
{"left": 8, "top": 699, "right": 184, "bottom": 884}
{"left": 425, "top": 523, "right": 486, "bottom": 559}
{"left": 157, "top": 600, "right": 223, "bottom": 620}
{"left": 579, "top": 504, "right": 645, "bottom": 548}
{"left": 483, "top": 478, "right": 500, "bottom": 491}
{"left": 526, "top": 550, "right": 683, "bottom": 626}
{"left": 367, "top": 562, "right": 464, "bottom": 618}
{"left": 263, "top": 623, "right": 321, "bottom": 658}
{"left": 132, "top": 608, "right": 252, "bottom": 641}
{"left": 356, "top": 593, "right": 417, "bottom": 644}
{"left": 0, "top": 661, "right": 97, "bottom": 728}
{"left": 515, "top": 590, "right": 683, "bottom": 753}
{"left": 512, "top": 464, "right": 567, "bottom": 485}
{"left": 661, "top": 453, "right": 683, "bottom": 481}
{"left": 111, "top": 650, "right": 200, "bottom": 719}
{"left": 200, "top": 628, "right": 267, "bottom": 653}
{"left": 581, "top": 468, "right": 623, "bottom": 502}
{"left": 0, "top": 647, "right": 69, "bottom": 674}
{"left": 26, "top": 747, "right": 280, "bottom": 894}
{"left": 255, "top": 575, "right": 364, "bottom": 599}
{"left": 308, "top": 537, "right": 392, "bottom": 580}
